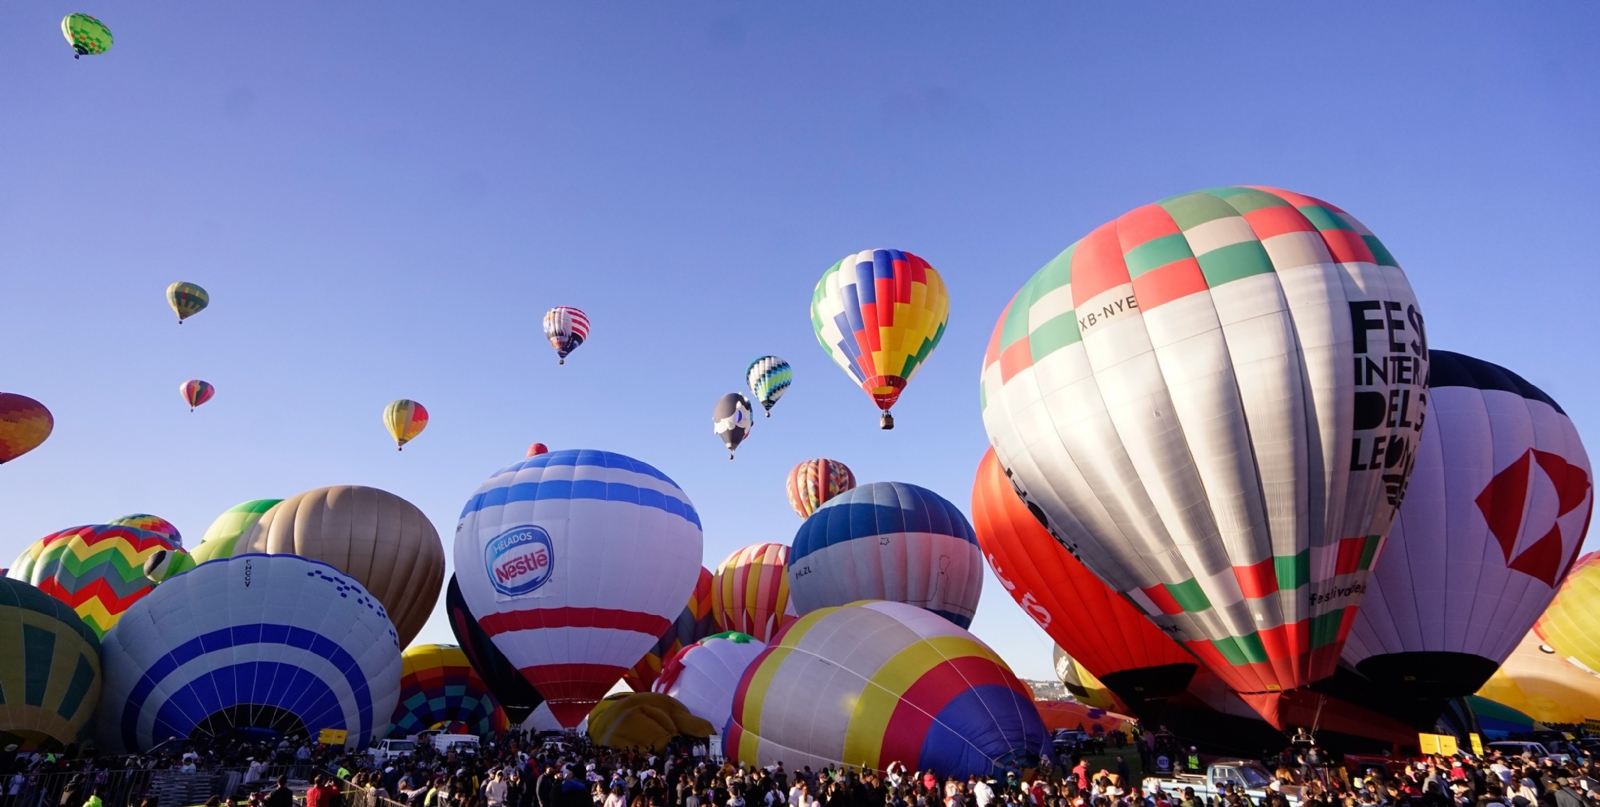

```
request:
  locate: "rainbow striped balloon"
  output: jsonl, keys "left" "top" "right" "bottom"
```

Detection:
{"left": 784, "top": 459, "right": 856, "bottom": 519}
{"left": 5, "top": 525, "right": 180, "bottom": 637}
{"left": 383, "top": 399, "right": 428, "bottom": 450}
{"left": 108, "top": 515, "right": 182, "bottom": 548}
{"left": 180, "top": 380, "right": 214, "bottom": 411}
{"left": 711, "top": 544, "right": 796, "bottom": 643}
{"left": 391, "top": 644, "right": 508, "bottom": 737}
{"left": 726, "top": 600, "right": 1049, "bottom": 777}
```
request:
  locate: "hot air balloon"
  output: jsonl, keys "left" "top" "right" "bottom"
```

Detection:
{"left": 166, "top": 282, "right": 208, "bottom": 323}
{"left": 1343, "top": 351, "right": 1592, "bottom": 697}
{"left": 61, "top": 13, "right": 111, "bottom": 58}
{"left": 713, "top": 393, "right": 753, "bottom": 459}
{"left": 1478, "top": 630, "right": 1600, "bottom": 725}
{"left": 789, "top": 481, "right": 983, "bottom": 628}
{"left": 746, "top": 356, "right": 792, "bottom": 417}
{"left": 0, "top": 393, "right": 53, "bottom": 464}
{"left": 109, "top": 514, "right": 181, "bottom": 548}
{"left": 227, "top": 486, "right": 445, "bottom": 648}
{"left": 812, "top": 249, "right": 949, "bottom": 430}
{"left": 785, "top": 459, "right": 856, "bottom": 519}
{"left": 454, "top": 449, "right": 704, "bottom": 727}
{"left": 726, "top": 601, "right": 1049, "bottom": 777}
{"left": 0, "top": 578, "right": 102, "bottom": 751}
{"left": 624, "top": 566, "right": 715, "bottom": 692}
{"left": 1052, "top": 647, "right": 1127, "bottom": 713}
{"left": 1032, "top": 700, "right": 1132, "bottom": 736}
{"left": 7, "top": 524, "right": 178, "bottom": 637}
{"left": 190, "top": 499, "right": 283, "bottom": 564}
{"left": 972, "top": 449, "right": 1197, "bottom": 703}
{"left": 384, "top": 399, "right": 428, "bottom": 450}
{"left": 95, "top": 554, "right": 403, "bottom": 752}
{"left": 527, "top": 443, "right": 549, "bottom": 458}
{"left": 588, "top": 692, "right": 713, "bottom": 752}
{"left": 445, "top": 575, "right": 545, "bottom": 724}
{"left": 543, "top": 306, "right": 589, "bottom": 364}
{"left": 711, "top": 544, "right": 796, "bottom": 643}
{"left": 179, "top": 379, "right": 214, "bottom": 411}
{"left": 653, "top": 631, "right": 765, "bottom": 734}
{"left": 1535, "top": 553, "right": 1600, "bottom": 675}
{"left": 141, "top": 546, "right": 196, "bottom": 584}
{"left": 979, "top": 187, "right": 1428, "bottom": 723}
{"left": 391, "top": 644, "right": 509, "bottom": 737}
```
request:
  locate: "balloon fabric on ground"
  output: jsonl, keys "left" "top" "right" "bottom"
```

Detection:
{"left": 0, "top": 393, "right": 54, "bottom": 464}
{"left": 587, "top": 692, "right": 712, "bottom": 752}
{"left": 391, "top": 643, "right": 509, "bottom": 737}
{"left": 6, "top": 524, "right": 180, "bottom": 637}
{"left": 812, "top": 249, "right": 949, "bottom": 429}
{"left": 1344, "top": 350, "right": 1592, "bottom": 697}
{"left": 624, "top": 566, "right": 715, "bottom": 692}
{"left": 980, "top": 187, "right": 1427, "bottom": 722}
{"left": 788, "top": 481, "right": 983, "bottom": 629}
{"left": 0, "top": 577, "right": 102, "bottom": 752}
{"left": 95, "top": 554, "right": 402, "bottom": 753}
{"left": 453, "top": 449, "right": 704, "bottom": 728}
{"left": 445, "top": 575, "right": 545, "bottom": 725}
{"left": 711, "top": 543, "right": 796, "bottom": 643}
{"left": 971, "top": 449, "right": 1196, "bottom": 703}
{"left": 221, "top": 486, "right": 445, "bottom": 648}
{"left": 652, "top": 631, "right": 765, "bottom": 735}
{"left": 726, "top": 600, "right": 1050, "bottom": 778}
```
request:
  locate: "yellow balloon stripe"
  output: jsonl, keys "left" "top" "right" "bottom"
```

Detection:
{"left": 841, "top": 636, "right": 1004, "bottom": 770}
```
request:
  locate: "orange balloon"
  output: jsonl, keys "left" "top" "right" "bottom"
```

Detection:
{"left": 0, "top": 393, "right": 53, "bottom": 464}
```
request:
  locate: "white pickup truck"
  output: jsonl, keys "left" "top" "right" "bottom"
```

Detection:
{"left": 368, "top": 738, "right": 417, "bottom": 761}
{"left": 1144, "top": 760, "right": 1301, "bottom": 807}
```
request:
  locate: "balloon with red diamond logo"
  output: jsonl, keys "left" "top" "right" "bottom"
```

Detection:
{"left": 1344, "top": 350, "right": 1592, "bottom": 698}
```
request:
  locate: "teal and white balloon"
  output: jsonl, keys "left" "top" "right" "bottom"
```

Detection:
{"left": 746, "top": 356, "right": 792, "bottom": 417}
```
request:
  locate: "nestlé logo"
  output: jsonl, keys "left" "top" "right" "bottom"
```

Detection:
{"left": 485, "top": 525, "right": 555, "bottom": 597}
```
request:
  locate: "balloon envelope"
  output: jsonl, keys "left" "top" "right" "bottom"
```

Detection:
{"left": 980, "top": 187, "right": 1427, "bottom": 698}
{"left": 7, "top": 524, "right": 178, "bottom": 637}
{"left": 1051, "top": 647, "right": 1127, "bottom": 713}
{"left": 445, "top": 575, "right": 544, "bottom": 725}
{"left": 384, "top": 400, "right": 428, "bottom": 449}
{"left": 789, "top": 481, "right": 983, "bottom": 628}
{"left": 624, "top": 566, "right": 715, "bottom": 692}
{"left": 653, "top": 631, "right": 765, "bottom": 734}
{"left": 746, "top": 356, "right": 792, "bottom": 416}
{"left": 1344, "top": 351, "right": 1592, "bottom": 697}
{"left": 785, "top": 459, "right": 856, "bottom": 520}
{"left": 180, "top": 380, "right": 214, "bottom": 410}
{"left": 543, "top": 306, "right": 589, "bottom": 363}
{"left": 1477, "top": 630, "right": 1600, "bottom": 725}
{"left": 1535, "top": 552, "right": 1600, "bottom": 676}
{"left": 232, "top": 486, "right": 445, "bottom": 648}
{"left": 191, "top": 499, "right": 283, "bottom": 564}
{"left": 811, "top": 249, "right": 949, "bottom": 421}
{"left": 973, "top": 450, "right": 1195, "bottom": 702}
{"left": 95, "top": 554, "right": 402, "bottom": 752}
{"left": 109, "top": 515, "right": 182, "bottom": 548}
{"left": 0, "top": 393, "right": 53, "bottom": 464}
{"left": 587, "top": 692, "right": 712, "bottom": 752}
{"left": 454, "top": 449, "right": 704, "bottom": 727}
{"left": 0, "top": 578, "right": 101, "bottom": 751}
{"left": 61, "top": 13, "right": 112, "bottom": 56}
{"left": 711, "top": 544, "right": 796, "bottom": 643}
{"left": 166, "top": 281, "right": 208, "bottom": 322}
{"left": 712, "top": 393, "right": 754, "bottom": 457}
{"left": 391, "top": 644, "right": 509, "bottom": 737}
{"left": 727, "top": 601, "right": 1050, "bottom": 777}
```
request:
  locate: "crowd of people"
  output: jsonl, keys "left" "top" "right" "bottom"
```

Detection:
{"left": 9, "top": 726, "right": 1600, "bottom": 807}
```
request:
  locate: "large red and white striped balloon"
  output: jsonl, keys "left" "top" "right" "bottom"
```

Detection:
{"left": 454, "top": 449, "right": 703, "bottom": 727}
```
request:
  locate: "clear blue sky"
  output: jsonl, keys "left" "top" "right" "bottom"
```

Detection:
{"left": 2, "top": 3, "right": 1597, "bottom": 681}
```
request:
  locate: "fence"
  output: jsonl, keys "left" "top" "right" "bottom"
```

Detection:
{"left": 3, "top": 764, "right": 302, "bottom": 807}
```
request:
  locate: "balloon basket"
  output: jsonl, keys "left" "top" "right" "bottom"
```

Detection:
{"left": 880, "top": 412, "right": 894, "bottom": 430}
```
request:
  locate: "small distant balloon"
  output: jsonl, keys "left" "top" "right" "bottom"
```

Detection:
{"left": 746, "top": 356, "right": 792, "bottom": 417}
{"left": 165, "top": 282, "right": 208, "bottom": 324}
{"left": 179, "top": 380, "right": 214, "bottom": 412}
{"left": 384, "top": 399, "right": 428, "bottom": 451}
{"left": 785, "top": 458, "right": 856, "bottom": 519}
{"left": 526, "top": 443, "right": 549, "bottom": 458}
{"left": 108, "top": 515, "right": 181, "bottom": 548}
{"left": 61, "top": 13, "right": 112, "bottom": 58}
{"left": 713, "top": 393, "right": 753, "bottom": 459}
{"left": 0, "top": 393, "right": 53, "bottom": 464}
{"left": 543, "top": 306, "right": 589, "bottom": 365}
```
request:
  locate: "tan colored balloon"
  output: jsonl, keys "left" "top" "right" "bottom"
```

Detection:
{"left": 237, "top": 486, "right": 444, "bottom": 647}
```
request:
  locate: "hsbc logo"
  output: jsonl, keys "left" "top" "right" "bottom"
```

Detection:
{"left": 1477, "top": 448, "right": 1593, "bottom": 587}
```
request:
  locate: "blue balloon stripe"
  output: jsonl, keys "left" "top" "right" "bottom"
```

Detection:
{"left": 460, "top": 478, "right": 701, "bottom": 529}
{"left": 792, "top": 482, "right": 977, "bottom": 562}
{"left": 121, "top": 623, "right": 374, "bottom": 752}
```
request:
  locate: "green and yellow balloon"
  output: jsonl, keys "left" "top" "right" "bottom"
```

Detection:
{"left": 61, "top": 14, "right": 112, "bottom": 59}
{"left": 167, "top": 282, "right": 209, "bottom": 324}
